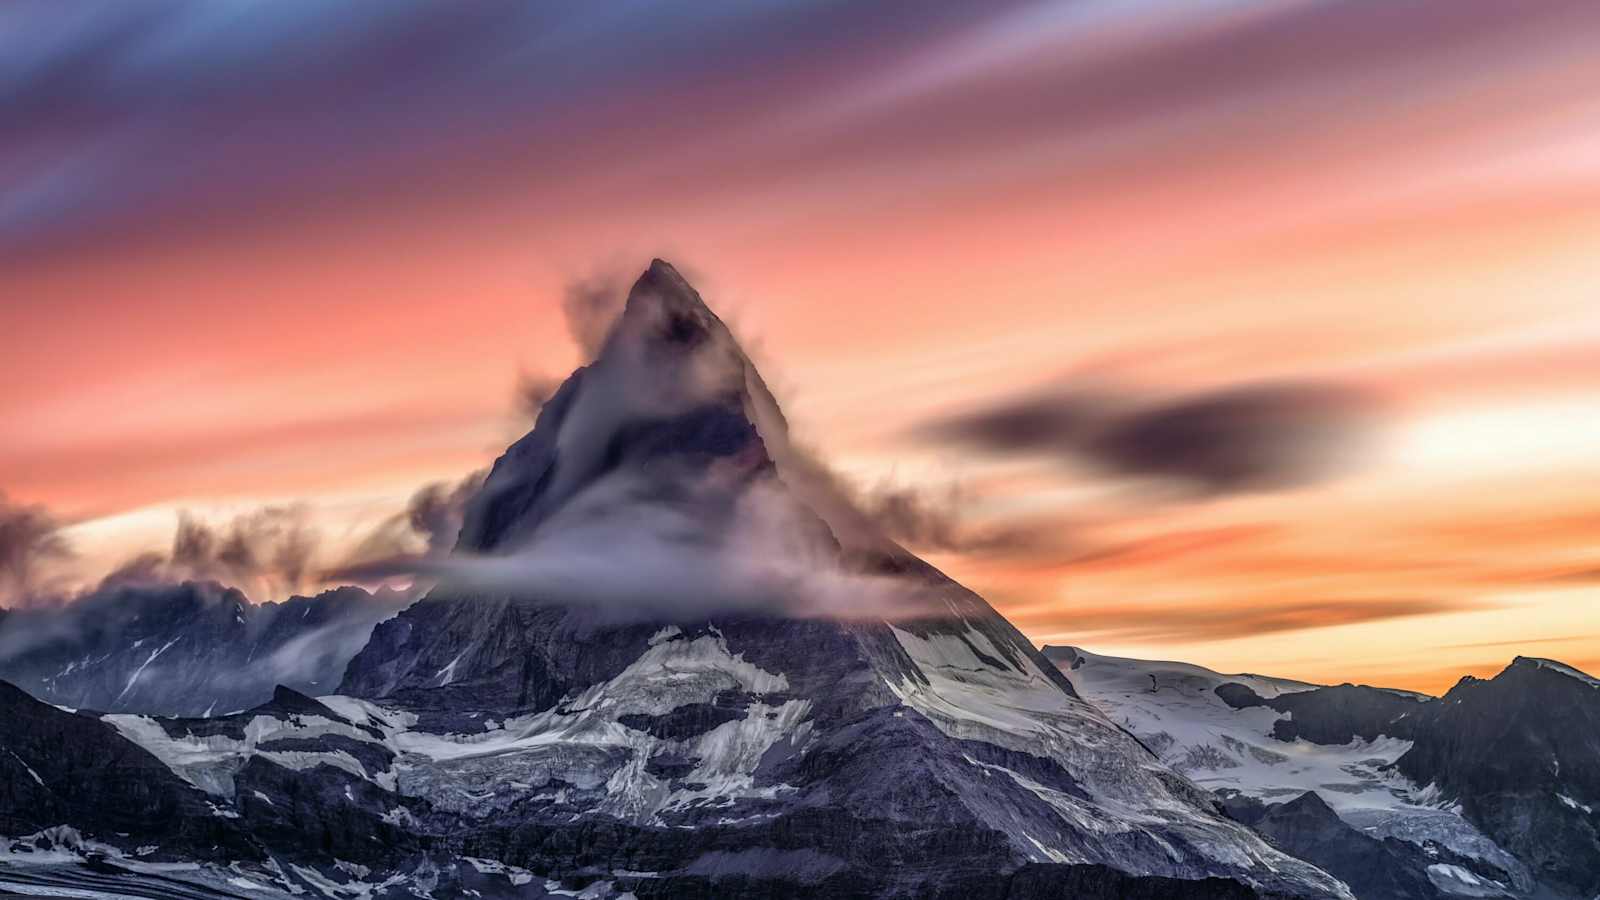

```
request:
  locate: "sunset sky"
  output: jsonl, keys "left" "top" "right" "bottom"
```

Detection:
{"left": 3, "top": 0, "right": 1598, "bottom": 693}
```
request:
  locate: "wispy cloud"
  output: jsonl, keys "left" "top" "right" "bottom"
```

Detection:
{"left": 0, "top": 493, "right": 74, "bottom": 607}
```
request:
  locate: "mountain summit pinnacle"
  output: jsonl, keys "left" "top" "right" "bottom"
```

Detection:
{"left": 609, "top": 259, "right": 722, "bottom": 345}
{"left": 635, "top": 257, "right": 701, "bottom": 306}
{"left": 452, "top": 259, "right": 773, "bottom": 556}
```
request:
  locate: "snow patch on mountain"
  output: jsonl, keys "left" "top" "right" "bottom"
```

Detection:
{"left": 883, "top": 628, "right": 1343, "bottom": 885}
{"left": 1054, "top": 646, "right": 1532, "bottom": 874}
{"left": 113, "top": 636, "right": 181, "bottom": 704}
{"left": 1523, "top": 657, "right": 1600, "bottom": 689}
{"left": 380, "top": 629, "right": 806, "bottom": 823}
{"left": 99, "top": 628, "right": 812, "bottom": 829}
{"left": 888, "top": 623, "right": 1105, "bottom": 740}
{"left": 104, "top": 710, "right": 389, "bottom": 796}
{"left": 1053, "top": 647, "right": 1419, "bottom": 812}
{"left": 1557, "top": 793, "right": 1593, "bottom": 814}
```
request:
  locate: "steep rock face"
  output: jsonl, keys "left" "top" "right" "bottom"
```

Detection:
{"left": 0, "top": 679, "right": 493, "bottom": 898}
{"left": 1214, "top": 681, "right": 1428, "bottom": 744}
{"left": 1225, "top": 792, "right": 1514, "bottom": 900}
{"left": 0, "top": 681, "right": 253, "bottom": 859}
{"left": 338, "top": 261, "right": 1347, "bottom": 898}
{"left": 0, "top": 583, "right": 408, "bottom": 716}
{"left": 1394, "top": 658, "right": 1600, "bottom": 898}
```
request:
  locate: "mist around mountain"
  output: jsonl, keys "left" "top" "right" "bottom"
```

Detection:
{"left": 0, "top": 581, "right": 409, "bottom": 716}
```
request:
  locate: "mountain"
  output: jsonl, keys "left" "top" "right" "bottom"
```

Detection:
{"left": 1047, "top": 645, "right": 1600, "bottom": 899}
{"left": 0, "top": 261, "right": 1354, "bottom": 898}
{"left": 0, "top": 680, "right": 271, "bottom": 898}
{"left": 1221, "top": 792, "right": 1496, "bottom": 900}
{"left": 0, "top": 681, "right": 251, "bottom": 852}
{"left": 0, "top": 679, "right": 426, "bottom": 898}
{"left": 1393, "top": 658, "right": 1600, "bottom": 898}
{"left": 329, "top": 260, "right": 1349, "bottom": 897}
{"left": 3, "top": 261, "right": 1589, "bottom": 899}
{"left": 0, "top": 582, "right": 409, "bottom": 716}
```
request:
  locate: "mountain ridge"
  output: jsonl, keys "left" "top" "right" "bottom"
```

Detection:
{"left": 1053, "top": 644, "right": 1599, "bottom": 899}
{"left": 0, "top": 582, "right": 408, "bottom": 716}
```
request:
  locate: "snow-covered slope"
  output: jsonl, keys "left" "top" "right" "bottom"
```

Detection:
{"left": 1046, "top": 646, "right": 1550, "bottom": 897}
{"left": 1046, "top": 646, "right": 1414, "bottom": 813}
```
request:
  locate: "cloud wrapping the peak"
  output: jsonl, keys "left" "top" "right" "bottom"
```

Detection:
{"left": 345, "top": 471, "right": 946, "bottom": 624}
{"left": 340, "top": 266, "right": 956, "bottom": 623}
{"left": 515, "top": 371, "right": 563, "bottom": 422}
{"left": 334, "top": 469, "right": 488, "bottom": 580}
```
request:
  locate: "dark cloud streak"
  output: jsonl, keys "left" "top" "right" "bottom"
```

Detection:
{"left": 0, "top": 1, "right": 1012, "bottom": 258}
{"left": 920, "top": 381, "right": 1384, "bottom": 497}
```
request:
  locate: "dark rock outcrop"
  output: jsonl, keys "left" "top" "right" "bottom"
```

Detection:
{"left": 0, "top": 681, "right": 254, "bottom": 859}
{"left": 1394, "top": 658, "right": 1600, "bottom": 898}
{"left": 1231, "top": 792, "right": 1507, "bottom": 900}
{"left": 1214, "top": 681, "right": 1427, "bottom": 744}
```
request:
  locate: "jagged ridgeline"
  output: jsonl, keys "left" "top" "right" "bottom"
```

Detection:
{"left": 0, "top": 583, "right": 408, "bottom": 716}
{"left": 1051, "top": 646, "right": 1600, "bottom": 900}
{"left": 0, "top": 261, "right": 1350, "bottom": 899}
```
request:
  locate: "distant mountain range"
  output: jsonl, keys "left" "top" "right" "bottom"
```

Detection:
{"left": 0, "top": 582, "right": 409, "bottom": 716}
{"left": 0, "top": 261, "right": 1593, "bottom": 899}
{"left": 1047, "top": 646, "right": 1600, "bottom": 899}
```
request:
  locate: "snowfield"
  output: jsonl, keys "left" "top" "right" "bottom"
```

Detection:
{"left": 1054, "top": 647, "right": 1533, "bottom": 879}
{"left": 106, "top": 627, "right": 812, "bottom": 829}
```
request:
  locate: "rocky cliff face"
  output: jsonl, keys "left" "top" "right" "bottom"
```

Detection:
{"left": 1213, "top": 681, "right": 1428, "bottom": 744}
{"left": 1222, "top": 792, "right": 1499, "bottom": 900}
{"left": 0, "top": 681, "right": 254, "bottom": 859}
{"left": 1394, "top": 658, "right": 1600, "bottom": 898}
